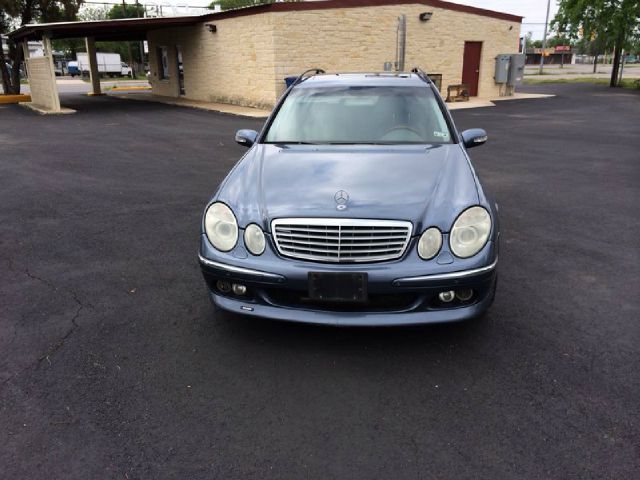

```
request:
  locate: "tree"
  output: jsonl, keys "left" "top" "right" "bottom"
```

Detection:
{"left": 552, "top": 0, "right": 640, "bottom": 87}
{"left": 0, "top": 0, "right": 83, "bottom": 94}
{"left": 54, "top": 5, "right": 145, "bottom": 67}
{"left": 104, "top": 2, "right": 145, "bottom": 73}
{"left": 52, "top": 6, "right": 109, "bottom": 57}
{"left": 107, "top": 3, "right": 144, "bottom": 20}
{"left": 523, "top": 31, "right": 533, "bottom": 52}
{"left": 546, "top": 36, "right": 573, "bottom": 48}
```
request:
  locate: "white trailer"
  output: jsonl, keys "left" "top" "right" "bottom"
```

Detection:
{"left": 76, "top": 52, "right": 132, "bottom": 77}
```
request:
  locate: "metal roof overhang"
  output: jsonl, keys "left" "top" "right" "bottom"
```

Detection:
{"left": 9, "top": 16, "right": 207, "bottom": 42}
{"left": 9, "top": 0, "right": 522, "bottom": 43}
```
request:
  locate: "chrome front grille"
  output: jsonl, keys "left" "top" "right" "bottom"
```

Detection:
{"left": 271, "top": 218, "right": 413, "bottom": 263}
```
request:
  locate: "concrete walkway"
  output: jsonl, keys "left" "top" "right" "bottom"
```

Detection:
{"left": 114, "top": 93, "right": 272, "bottom": 117}
{"left": 114, "top": 91, "right": 554, "bottom": 117}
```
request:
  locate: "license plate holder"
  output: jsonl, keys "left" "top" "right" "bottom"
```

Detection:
{"left": 308, "top": 272, "right": 368, "bottom": 303}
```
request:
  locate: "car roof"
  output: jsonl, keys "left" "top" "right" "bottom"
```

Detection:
{"left": 295, "top": 73, "right": 430, "bottom": 89}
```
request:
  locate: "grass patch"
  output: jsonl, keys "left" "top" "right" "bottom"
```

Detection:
{"left": 523, "top": 77, "right": 640, "bottom": 89}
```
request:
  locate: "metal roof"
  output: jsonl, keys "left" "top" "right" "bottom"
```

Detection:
{"left": 10, "top": 0, "right": 522, "bottom": 42}
{"left": 9, "top": 15, "right": 206, "bottom": 41}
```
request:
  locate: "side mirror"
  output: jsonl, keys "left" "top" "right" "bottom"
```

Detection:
{"left": 461, "top": 128, "right": 488, "bottom": 149}
{"left": 235, "top": 129, "right": 258, "bottom": 148}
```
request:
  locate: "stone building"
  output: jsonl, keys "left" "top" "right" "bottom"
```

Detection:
{"left": 9, "top": 0, "right": 522, "bottom": 112}
{"left": 146, "top": 0, "right": 522, "bottom": 108}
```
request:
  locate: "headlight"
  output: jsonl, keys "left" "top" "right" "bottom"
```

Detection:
{"left": 204, "top": 202, "right": 238, "bottom": 252}
{"left": 244, "top": 223, "right": 266, "bottom": 255}
{"left": 449, "top": 206, "right": 491, "bottom": 258}
{"left": 417, "top": 227, "right": 442, "bottom": 260}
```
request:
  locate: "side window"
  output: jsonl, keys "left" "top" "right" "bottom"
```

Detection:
{"left": 157, "top": 46, "right": 169, "bottom": 79}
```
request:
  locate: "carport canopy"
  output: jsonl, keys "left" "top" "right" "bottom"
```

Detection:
{"left": 9, "top": 16, "right": 208, "bottom": 112}
{"left": 9, "top": 15, "right": 206, "bottom": 42}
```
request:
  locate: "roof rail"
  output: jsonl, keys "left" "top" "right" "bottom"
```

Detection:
{"left": 411, "top": 67, "right": 435, "bottom": 87}
{"left": 291, "top": 68, "right": 326, "bottom": 87}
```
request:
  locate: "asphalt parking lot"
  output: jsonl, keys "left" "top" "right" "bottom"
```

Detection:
{"left": 1, "top": 83, "right": 638, "bottom": 479}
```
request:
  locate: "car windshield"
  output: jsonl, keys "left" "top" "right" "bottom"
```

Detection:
{"left": 264, "top": 85, "right": 452, "bottom": 145}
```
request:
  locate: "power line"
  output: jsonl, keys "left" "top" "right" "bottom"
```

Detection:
{"left": 82, "top": 0, "right": 211, "bottom": 8}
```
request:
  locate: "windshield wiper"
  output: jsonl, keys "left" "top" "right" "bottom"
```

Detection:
{"left": 323, "top": 141, "right": 425, "bottom": 145}
{"left": 269, "top": 141, "right": 319, "bottom": 145}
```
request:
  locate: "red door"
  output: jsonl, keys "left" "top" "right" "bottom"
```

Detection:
{"left": 462, "top": 41, "right": 482, "bottom": 96}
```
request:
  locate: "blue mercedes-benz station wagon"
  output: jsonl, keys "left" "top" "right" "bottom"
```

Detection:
{"left": 198, "top": 69, "right": 498, "bottom": 326}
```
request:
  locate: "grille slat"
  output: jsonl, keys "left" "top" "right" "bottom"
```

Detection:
{"left": 279, "top": 238, "right": 406, "bottom": 248}
{"left": 272, "top": 218, "right": 412, "bottom": 263}
{"left": 277, "top": 232, "right": 407, "bottom": 241}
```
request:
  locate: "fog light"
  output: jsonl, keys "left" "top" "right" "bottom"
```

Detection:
{"left": 456, "top": 288, "right": 473, "bottom": 301}
{"left": 232, "top": 283, "right": 247, "bottom": 296}
{"left": 216, "top": 280, "right": 231, "bottom": 293}
{"left": 438, "top": 290, "right": 455, "bottom": 303}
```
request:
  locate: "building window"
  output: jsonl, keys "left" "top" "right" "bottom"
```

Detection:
{"left": 157, "top": 46, "right": 169, "bottom": 79}
{"left": 428, "top": 74, "right": 442, "bottom": 92}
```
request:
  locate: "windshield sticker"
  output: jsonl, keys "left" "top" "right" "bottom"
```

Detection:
{"left": 433, "top": 131, "right": 449, "bottom": 138}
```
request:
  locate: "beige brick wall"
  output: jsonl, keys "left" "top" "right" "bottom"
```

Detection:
{"left": 272, "top": 5, "right": 520, "bottom": 100}
{"left": 26, "top": 56, "right": 60, "bottom": 111}
{"left": 147, "top": 3, "right": 520, "bottom": 108}
{"left": 148, "top": 15, "right": 277, "bottom": 108}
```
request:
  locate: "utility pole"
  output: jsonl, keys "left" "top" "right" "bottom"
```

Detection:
{"left": 122, "top": 0, "right": 136, "bottom": 78}
{"left": 539, "top": 0, "right": 551, "bottom": 75}
{"left": 396, "top": 15, "right": 406, "bottom": 72}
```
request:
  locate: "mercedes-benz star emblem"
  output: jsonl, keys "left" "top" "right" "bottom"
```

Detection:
{"left": 334, "top": 190, "right": 349, "bottom": 210}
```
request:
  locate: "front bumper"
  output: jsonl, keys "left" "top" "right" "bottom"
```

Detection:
{"left": 198, "top": 234, "right": 498, "bottom": 326}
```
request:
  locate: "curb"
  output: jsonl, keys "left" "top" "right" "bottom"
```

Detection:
{"left": 110, "top": 86, "right": 152, "bottom": 92}
{"left": 0, "top": 94, "right": 32, "bottom": 104}
{"left": 20, "top": 102, "right": 76, "bottom": 115}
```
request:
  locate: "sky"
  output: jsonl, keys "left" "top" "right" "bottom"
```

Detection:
{"left": 447, "top": 0, "right": 559, "bottom": 39}
{"left": 85, "top": 0, "right": 560, "bottom": 40}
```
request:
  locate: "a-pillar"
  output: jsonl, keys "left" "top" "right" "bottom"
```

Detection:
{"left": 84, "top": 37, "right": 103, "bottom": 96}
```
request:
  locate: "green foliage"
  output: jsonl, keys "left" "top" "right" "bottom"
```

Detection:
{"left": 552, "top": 0, "right": 640, "bottom": 85}
{"left": 79, "top": 5, "right": 110, "bottom": 21}
{"left": 103, "top": 4, "right": 145, "bottom": 66}
{"left": 1, "top": 0, "right": 84, "bottom": 93}
{"left": 52, "top": 6, "right": 108, "bottom": 55}
{"left": 546, "top": 36, "right": 574, "bottom": 48}
{"left": 552, "top": 0, "right": 640, "bottom": 47}
{"left": 0, "top": 0, "right": 84, "bottom": 25}
{"left": 1, "top": 9, "right": 12, "bottom": 34}
{"left": 107, "top": 3, "right": 144, "bottom": 20}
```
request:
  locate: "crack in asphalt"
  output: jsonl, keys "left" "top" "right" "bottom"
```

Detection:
{"left": 23, "top": 266, "right": 85, "bottom": 362}
{"left": 1, "top": 267, "right": 86, "bottom": 389}
{"left": 37, "top": 291, "right": 83, "bottom": 363}
{"left": 24, "top": 266, "right": 58, "bottom": 291}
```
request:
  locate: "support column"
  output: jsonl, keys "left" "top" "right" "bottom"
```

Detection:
{"left": 84, "top": 37, "right": 103, "bottom": 96}
{"left": 41, "top": 35, "right": 61, "bottom": 112}
{"left": 21, "top": 41, "right": 30, "bottom": 78}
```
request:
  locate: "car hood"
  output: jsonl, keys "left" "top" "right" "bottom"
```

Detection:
{"left": 215, "top": 144, "right": 480, "bottom": 233}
